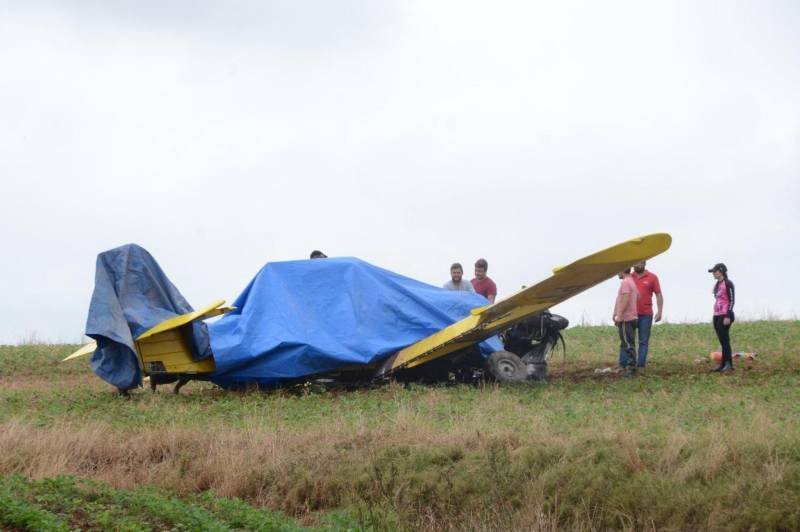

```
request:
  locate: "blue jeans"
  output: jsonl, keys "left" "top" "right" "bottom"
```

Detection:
{"left": 618, "top": 314, "right": 653, "bottom": 368}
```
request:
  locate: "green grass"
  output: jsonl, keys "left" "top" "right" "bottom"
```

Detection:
{"left": 1, "top": 320, "right": 799, "bottom": 530}
{"left": 0, "top": 343, "right": 85, "bottom": 376}
{"left": 0, "top": 474, "right": 348, "bottom": 531}
{"left": 2, "top": 321, "right": 798, "bottom": 433}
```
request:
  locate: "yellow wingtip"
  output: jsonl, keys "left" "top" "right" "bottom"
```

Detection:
{"left": 62, "top": 341, "right": 97, "bottom": 361}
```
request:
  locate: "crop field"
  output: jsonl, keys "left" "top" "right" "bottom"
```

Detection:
{"left": 1, "top": 320, "right": 799, "bottom": 531}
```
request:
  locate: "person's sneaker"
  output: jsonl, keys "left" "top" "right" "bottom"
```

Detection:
{"left": 710, "top": 365, "right": 724, "bottom": 373}
{"left": 625, "top": 369, "right": 637, "bottom": 378}
{"left": 719, "top": 363, "right": 734, "bottom": 373}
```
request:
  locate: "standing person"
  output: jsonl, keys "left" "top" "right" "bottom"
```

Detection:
{"left": 614, "top": 268, "right": 639, "bottom": 377}
{"left": 470, "top": 258, "right": 497, "bottom": 303}
{"left": 709, "top": 263, "right": 735, "bottom": 373}
{"left": 442, "top": 263, "right": 475, "bottom": 292}
{"left": 626, "top": 260, "right": 664, "bottom": 369}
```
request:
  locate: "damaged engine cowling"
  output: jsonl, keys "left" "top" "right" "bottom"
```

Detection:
{"left": 488, "top": 311, "right": 569, "bottom": 382}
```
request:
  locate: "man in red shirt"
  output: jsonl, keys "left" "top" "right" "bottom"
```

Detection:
{"left": 470, "top": 258, "right": 497, "bottom": 303}
{"left": 622, "top": 260, "right": 663, "bottom": 369}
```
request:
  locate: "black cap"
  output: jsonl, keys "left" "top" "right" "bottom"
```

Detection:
{"left": 708, "top": 263, "right": 727, "bottom": 273}
{"left": 310, "top": 250, "right": 327, "bottom": 259}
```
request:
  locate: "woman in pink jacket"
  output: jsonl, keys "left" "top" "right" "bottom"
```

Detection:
{"left": 709, "top": 263, "right": 735, "bottom": 373}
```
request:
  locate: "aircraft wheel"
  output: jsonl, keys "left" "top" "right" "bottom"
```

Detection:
{"left": 488, "top": 351, "right": 527, "bottom": 383}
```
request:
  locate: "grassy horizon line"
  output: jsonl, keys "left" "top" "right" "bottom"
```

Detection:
{"left": 5, "top": 315, "right": 799, "bottom": 347}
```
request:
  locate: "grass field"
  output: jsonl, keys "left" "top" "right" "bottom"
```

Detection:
{"left": 1, "top": 320, "right": 799, "bottom": 531}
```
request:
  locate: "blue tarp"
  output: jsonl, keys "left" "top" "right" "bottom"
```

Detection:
{"left": 85, "top": 244, "right": 211, "bottom": 390}
{"left": 208, "top": 257, "right": 501, "bottom": 387}
{"left": 85, "top": 245, "right": 500, "bottom": 388}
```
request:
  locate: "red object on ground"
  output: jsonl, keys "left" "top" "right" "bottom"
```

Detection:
{"left": 710, "top": 351, "right": 723, "bottom": 362}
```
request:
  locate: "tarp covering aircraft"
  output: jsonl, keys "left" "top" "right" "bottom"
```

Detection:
{"left": 86, "top": 244, "right": 501, "bottom": 389}
{"left": 72, "top": 234, "right": 673, "bottom": 391}
{"left": 86, "top": 245, "right": 212, "bottom": 390}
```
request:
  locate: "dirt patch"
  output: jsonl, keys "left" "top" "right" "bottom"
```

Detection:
{"left": 547, "top": 359, "right": 766, "bottom": 383}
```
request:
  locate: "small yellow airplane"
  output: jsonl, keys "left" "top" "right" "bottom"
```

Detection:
{"left": 65, "top": 233, "right": 671, "bottom": 391}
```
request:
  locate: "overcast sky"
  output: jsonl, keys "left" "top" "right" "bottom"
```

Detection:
{"left": 1, "top": 0, "right": 798, "bottom": 344}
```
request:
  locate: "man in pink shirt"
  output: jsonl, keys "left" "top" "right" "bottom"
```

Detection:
{"left": 470, "top": 258, "right": 497, "bottom": 303}
{"left": 614, "top": 268, "right": 639, "bottom": 377}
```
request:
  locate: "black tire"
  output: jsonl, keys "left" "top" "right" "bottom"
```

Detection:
{"left": 488, "top": 350, "right": 527, "bottom": 383}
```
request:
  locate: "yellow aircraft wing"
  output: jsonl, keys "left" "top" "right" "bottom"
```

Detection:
{"left": 62, "top": 341, "right": 98, "bottom": 361}
{"left": 135, "top": 300, "right": 233, "bottom": 341}
{"left": 62, "top": 300, "right": 234, "bottom": 362}
{"left": 379, "top": 233, "right": 672, "bottom": 375}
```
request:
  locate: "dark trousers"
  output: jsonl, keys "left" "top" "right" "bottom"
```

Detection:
{"left": 618, "top": 320, "right": 637, "bottom": 371}
{"left": 619, "top": 315, "right": 654, "bottom": 368}
{"left": 713, "top": 315, "right": 734, "bottom": 366}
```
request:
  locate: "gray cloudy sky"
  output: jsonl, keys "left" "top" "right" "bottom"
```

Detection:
{"left": 1, "top": 0, "right": 798, "bottom": 344}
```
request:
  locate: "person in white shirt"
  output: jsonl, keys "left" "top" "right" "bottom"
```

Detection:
{"left": 442, "top": 263, "right": 475, "bottom": 292}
